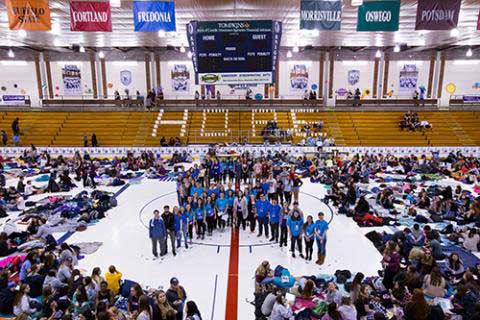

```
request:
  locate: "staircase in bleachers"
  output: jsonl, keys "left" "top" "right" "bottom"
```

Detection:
{"left": 0, "top": 110, "right": 479, "bottom": 147}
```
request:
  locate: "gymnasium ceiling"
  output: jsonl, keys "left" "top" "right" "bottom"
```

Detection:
{"left": 0, "top": 0, "right": 479, "bottom": 51}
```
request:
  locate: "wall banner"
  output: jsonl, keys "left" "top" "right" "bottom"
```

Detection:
{"left": 415, "top": 0, "right": 461, "bottom": 30}
{"left": 6, "top": 0, "right": 51, "bottom": 30}
{"left": 0, "top": 95, "right": 26, "bottom": 105}
{"left": 357, "top": 0, "right": 400, "bottom": 32}
{"left": 289, "top": 64, "right": 309, "bottom": 92}
{"left": 300, "top": 0, "right": 342, "bottom": 31}
{"left": 348, "top": 70, "right": 360, "bottom": 86}
{"left": 62, "top": 65, "right": 82, "bottom": 96}
{"left": 198, "top": 72, "right": 272, "bottom": 85}
{"left": 399, "top": 64, "right": 418, "bottom": 96}
{"left": 70, "top": 1, "right": 112, "bottom": 32}
{"left": 132, "top": 1, "right": 176, "bottom": 32}
{"left": 171, "top": 64, "right": 190, "bottom": 92}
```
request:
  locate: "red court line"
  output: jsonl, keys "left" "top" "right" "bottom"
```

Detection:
{"left": 225, "top": 228, "right": 239, "bottom": 320}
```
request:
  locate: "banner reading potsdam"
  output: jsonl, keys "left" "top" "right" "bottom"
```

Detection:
{"left": 300, "top": 0, "right": 342, "bottom": 31}
{"left": 415, "top": 0, "right": 461, "bottom": 30}
{"left": 357, "top": 0, "right": 400, "bottom": 32}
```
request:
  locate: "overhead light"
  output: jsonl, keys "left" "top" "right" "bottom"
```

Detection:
{"left": 18, "top": 30, "right": 27, "bottom": 38}
{"left": 7, "top": 49, "right": 14, "bottom": 58}
{"left": 98, "top": 50, "right": 105, "bottom": 59}
{"left": 393, "top": 45, "right": 400, "bottom": 53}
{"left": 180, "top": 45, "right": 185, "bottom": 53}
{"left": 311, "top": 29, "right": 319, "bottom": 37}
{"left": 79, "top": 46, "right": 85, "bottom": 53}
{"left": 53, "top": 38, "right": 61, "bottom": 47}
{"left": 286, "top": 50, "right": 293, "bottom": 58}
{"left": 375, "top": 49, "right": 381, "bottom": 58}
{"left": 292, "top": 46, "right": 299, "bottom": 53}
{"left": 110, "top": 0, "right": 121, "bottom": 7}
{"left": 50, "top": 22, "right": 61, "bottom": 35}
{"left": 158, "top": 30, "right": 166, "bottom": 38}
{"left": 466, "top": 48, "right": 473, "bottom": 57}
{"left": 187, "top": 51, "right": 192, "bottom": 58}
{"left": 450, "top": 28, "right": 460, "bottom": 37}
{"left": 351, "top": 0, "right": 363, "bottom": 6}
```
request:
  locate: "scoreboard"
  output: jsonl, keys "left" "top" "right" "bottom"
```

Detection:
{"left": 187, "top": 20, "right": 282, "bottom": 85}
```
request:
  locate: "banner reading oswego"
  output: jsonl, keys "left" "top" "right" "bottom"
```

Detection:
{"left": 300, "top": 0, "right": 342, "bottom": 31}
{"left": 70, "top": 1, "right": 112, "bottom": 32}
{"left": 357, "top": 0, "right": 400, "bottom": 32}
{"left": 6, "top": 0, "right": 51, "bottom": 30}
{"left": 415, "top": 0, "right": 461, "bottom": 30}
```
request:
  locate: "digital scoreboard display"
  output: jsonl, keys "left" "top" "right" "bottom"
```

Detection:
{"left": 187, "top": 20, "right": 282, "bottom": 85}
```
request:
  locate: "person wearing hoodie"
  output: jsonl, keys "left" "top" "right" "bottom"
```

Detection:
{"left": 287, "top": 209, "right": 304, "bottom": 258}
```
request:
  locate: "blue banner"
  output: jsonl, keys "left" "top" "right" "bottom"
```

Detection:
{"left": 463, "top": 95, "right": 480, "bottom": 103}
{"left": 133, "top": 1, "right": 176, "bottom": 32}
{"left": 300, "top": 0, "right": 342, "bottom": 30}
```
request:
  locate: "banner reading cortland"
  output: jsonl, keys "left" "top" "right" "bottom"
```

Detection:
{"left": 62, "top": 65, "right": 82, "bottom": 95}
{"left": 70, "top": 1, "right": 112, "bottom": 32}
{"left": 399, "top": 65, "right": 419, "bottom": 96}
{"left": 300, "top": 0, "right": 342, "bottom": 31}
{"left": 198, "top": 73, "right": 272, "bottom": 85}
{"left": 171, "top": 64, "right": 190, "bottom": 92}
{"left": 415, "top": 0, "right": 461, "bottom": 30}
{"left": 290, "top": 64, "right": 309, "bottom": 92}
{"left": 357, "top": 0, "right": 400, "bottom": 32}
{"left": 133, "top": 0, "right": 176, "bottom": 32}
{"left": 6, "top": 0, "right": 51, "bottom": 30}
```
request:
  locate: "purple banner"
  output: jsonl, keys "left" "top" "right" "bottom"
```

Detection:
{"left": 415, "top": 0, "right": 461, "bottom": 30}
{"left": 463, "top": 95, "right": 480, "bottom": 103}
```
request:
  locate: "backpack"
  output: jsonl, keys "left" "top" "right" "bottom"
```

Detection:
{"left": 274, "top": 265, "right": 286, "bottom": 278}
{"left": 335, "top": 270, "right": 352, "bottom": 284}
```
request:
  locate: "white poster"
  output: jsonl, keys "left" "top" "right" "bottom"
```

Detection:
{"left": 62, "top": 65, "right": 82, "bottom": 95}
{"left": 289, "top": 64, "right": 309, "bottom": 92}
{"left": 171, "top": 64, "right": 190, "bottom": 92}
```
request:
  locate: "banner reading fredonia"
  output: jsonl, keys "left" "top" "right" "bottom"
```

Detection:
{"left": 6, "top": 0, "right": 51, "bottom": 30}
{"left": 357, "top": 0, "right": 400, "bottom": 32}
{"left": 70, "top": 0, "right": 112, "bottom": 32}
{"left": 300, "top": 0, "right": 342, "bottom": 31}
{"left": 415, "top": 0, "right": 461, "bottom": 30}
{"left": 133, "top": 0, "right": 176, "bottom": 32}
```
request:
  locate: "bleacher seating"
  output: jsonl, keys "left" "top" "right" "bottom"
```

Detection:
{"left": 0, "top": 110, "right": 479, "bottom": 147}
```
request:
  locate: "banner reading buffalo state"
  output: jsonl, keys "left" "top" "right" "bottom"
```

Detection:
{"left": 6, "top": 0, "right": 51, "bottom": 30}
{"left": 70, "top": 0, "right": 112, "bottom": 32}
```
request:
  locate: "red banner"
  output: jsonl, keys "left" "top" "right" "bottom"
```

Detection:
{"left": 70, "top": 1, "right": 112, "bottom": 32}
{"left": 478, "top": 9, "right": 480, "bottom": 30}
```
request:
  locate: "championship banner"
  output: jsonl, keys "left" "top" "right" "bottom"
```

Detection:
{"left": 415, "top": 0, "right": 461, "bottom": 30}
{"left": 357, "top": 0, "right": 400, "bottom": 32}
{"left": 6, "top": 0, "right": 51, "bottom": 30}
{"left": 70, "top": 0, "right": 112, "bottom": 32}
{"left": 133, "top": 0, "right": 176, "bottom": 32}
{"left": 300, "top": 0, "right": 342, "bottom": 31}
{"left": 289, "top": 64, "right": 309, "bottom": 92}
{"left": 62, "top": 65, "right": 82, "bottom": 96}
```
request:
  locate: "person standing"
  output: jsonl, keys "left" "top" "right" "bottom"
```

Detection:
{"left": 149, "top": 210, "right": 166, "bottom": 258}
{"left": 1, "top": 130, "right": 7, "bottom": 146}
{"left": 91, "top": 133, "right": 98, "bottom": 147}
{"left": 162, "top": 205, "right": 177, "bottom": 256}
{"left": 279, "top": 202, "right": 289, "bottom": 248}
{"left": 269, "top": 198, "right": 281, "bottom": 242}
{"left": 255, "top": 194, "right": 270, "bottom": 238}
{"left": 166, "top": 277, "right": 187, "bottom": 320}
{"left": 287, "top": 210, "right": 304, "bottom": 258}
{"left": 303, "top": 215, "right": 315, "bottom": 261}
{"left": 314, "top": 212, "right": 329, "bottom": 265}
{"left": 83, "top": 133, "right": 88, "bottom": 147}
{"left": 11, "top": 117, "right": 20, "bottom": 146}
{"left": 195, "top": 199, "right": 206, "bottom": 240}
{"left": 292, "top": 176, "right": 303, "bottom": 203}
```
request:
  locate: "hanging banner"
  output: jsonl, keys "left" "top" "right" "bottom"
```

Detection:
{"left": 477, "top": 9, "right": 480, "bottom": 31}
{"left": 399, "top": 64, "right": 418, "bottom": 96}
{"left": 357, "top": 0, "right": 400, "bottom": 32}
{"left": 415, "top": 0, "right": 461, "bottom": 30}
{"left": 300, "top": 0, "right": 342, "bottom": 31}
{"left": 62, "top": 65, "right": 82, "bottom": 95}
{"left": 171, "top": 64, "right": 190, "bottom": 92}
{"left": 289, "top": 64, "right": 309, "bottom": 92}
{"left": 70, "top": 1, "right": 112, "bottom": 32}
{"left": 6, "top": 0, "right": 51, "bottom": 30}
{"left": 132, "top": 0, "right": 176, "bottom": 32}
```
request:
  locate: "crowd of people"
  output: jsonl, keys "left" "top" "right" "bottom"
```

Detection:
{"left": 260, "top": 121, "right": 292, "bottom": 144}
{"left": 399, "top": 111, "right": 432, "bottom": 131}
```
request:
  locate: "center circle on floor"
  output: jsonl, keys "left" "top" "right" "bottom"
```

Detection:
{"left": 138, "top": 190, "right": 334, "bottom": 247}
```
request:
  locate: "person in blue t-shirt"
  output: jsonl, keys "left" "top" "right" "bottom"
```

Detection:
{"left": 269, "top": 198, "right": 281, "bottom": 243}
{"left": 255, "top": 194, "right": 270, "bottom": 238}
{"left": 287, "top": 210, "right": 304, "bottom": 258}
{"left": 195, "top": 199, "right": 206, "bottom": 240}
{"left": 215, "top": 192, "right": 228, "bottom": 230}
{"left": 179, "top": 206, "right": 189, "bottom": 249}
{"left": 185, "top": 204, "right": 194, "bottom": 245}
{"left": 303, "top": 215, "right": 316, "bottom": 261}
{"left": 226, "top": 189, "right": 235, "bottom": 227}
{"left": 314, "top": 212, "right": 329, "bottom": 265}
{"left": 205, "top": 197, "right": 215, "bottom": 236}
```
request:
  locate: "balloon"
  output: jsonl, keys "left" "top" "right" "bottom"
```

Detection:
{"left": 311, "top": 84, "right": 318, "bottom": 90}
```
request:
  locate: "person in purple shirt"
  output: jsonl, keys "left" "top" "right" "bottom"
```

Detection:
{"left": 314, "top": 212, "right": 329, "bottom": 265}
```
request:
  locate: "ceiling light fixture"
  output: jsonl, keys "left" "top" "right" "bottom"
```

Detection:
{"left": 18, "top": 30, "right": 27, "bottom": 38}
{"left": 293, "top": 45, "right": 299, "bottom": 53}
{"left": 393, "top": 45, "right": 400, "bottom": 53}
{"left": 351, "top": 0, "right": 363, "bottom": 6}
{"left": 7, "top": 49, "right": 14, "bottom": 58}
{"left": 79, "top": 46, "right": 86, "bottom": 53}
{"left": 450, "top": 28, "right": 460, "bottom": 37}
{"left": 286, "top": 50, "right": 293, "bottom": 58}
{"left": 98, "top": 50, "right": 105, "bottom": 59}
{"left": 375, "top": 49, "right": 381, "bottom": 58}
{"left": 158, "top": 30, "right": 166, "bottom": 38}
{"left": 466, "top": 48, "right": 473, "bottom": 57}
{"left": 180, "top": 45, "right": 186, "bottom": 53}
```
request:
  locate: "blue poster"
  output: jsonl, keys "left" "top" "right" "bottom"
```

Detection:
{"left": 300, "top": 0, "right": 342, "bottom": 30}
{"left": 133, "top": 1, "right": 176, "bottom": 32}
